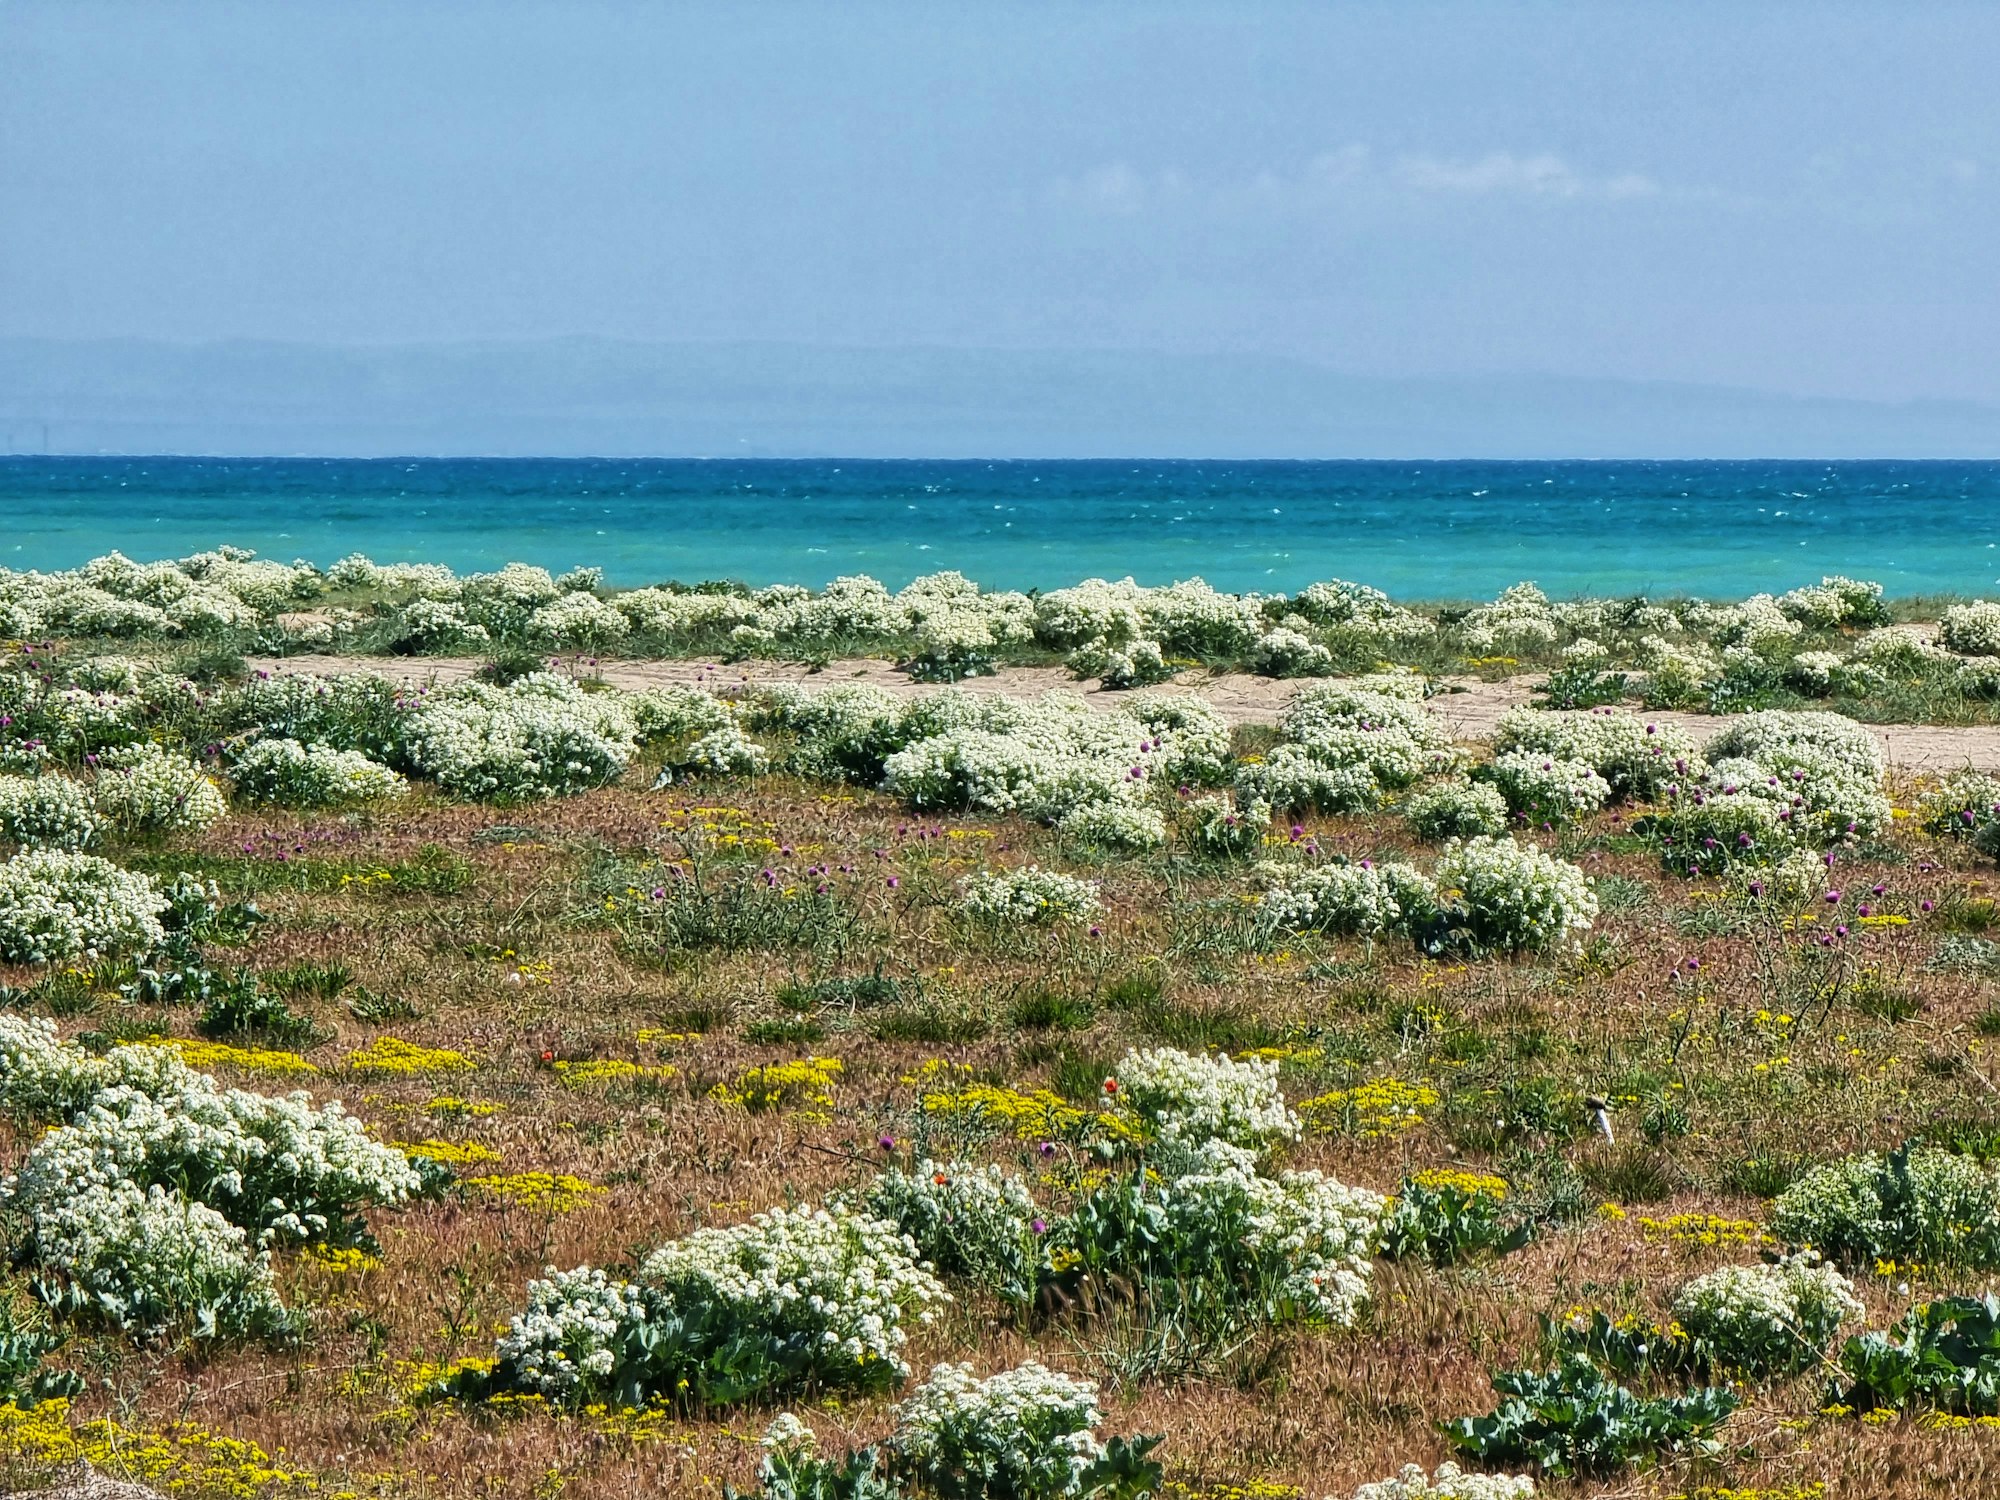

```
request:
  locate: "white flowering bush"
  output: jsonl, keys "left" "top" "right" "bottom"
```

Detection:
{"left": 393, "top": 597, "right": 490, "bottom": 651}
{"left": 1057, "top": 799, "right": 1167, "bottom": 852}
{"left": 1251, "top": 627, "right": 1334, "bottom": 678}
{"left": 1258, "top": 860, "right": 1434, "bottom": 940}
{"left": 490, "top": 1266, "right": 652, "bottom": 1402}
{"left": 1403, "top": 780, "right": 1509, "bottom": 841}
{"left": 224, "top": 671, "right": 402, "bottom": 754}
{"left": 1459, "top": 583, "right": 1559, "bottom": 653}
{"left": 1475, "top": 751, "right": 1611, "bottom": 825}
{"left": 92, "top": 745, "right": 227, "bottom": 837}
{"left": 1491, "top": 708, "right": 1701, "bottom": 801}
{"left": 1433, "top": 837, "right": 1596, "bottom": 954}
{"left": 1106, "top": 1046, "right": 1300, "bottom": 1152}
{"left": 627, "top": 685, "right": 734, "bottom": 742}
{"left": 229, "top": 738, "right": 407, "bottom": 809}
{"left": 1771, "top": 1146, "right": 2000, "bottom": 1269}
{"left": 1670, "top": 1254, "right": 1863, "bottom": 1378}
{"left": 1237, "top": 745, "right": 1382, "bottom": 814}
{"left": 528, "top": 590, "right": 630, "bottom": 649}
{"left": 1063, "top": 1140, "right": 1382, "bottom": 1328}
{"left": 1067, "top": 636, "right": 1175, "bottom": 688}
{"left": 1344, "top": 1463, "right": 1535, "bottom": 1500}
{"left": 0, "top": 851, "right": 166, "bottom": 962}
{"left": 1778, "top": 575, "right": 1888, "bottom": 629}
{"left": 20, "top": 1179, "right": 288, "bottom": 1341}
{"left": 961, "top": 866, "right": 1101, "bottom": 925}
{"left": 397, "top": 673, "right": 638, "bottom": 799}
{"left": 1942, "top": 601, "right": 2000, "bottom": 657}
{"left": 673, "top": 724, "right": 769, "bottom": 778}
{"left": 861, "top": 1161, "right": 1043, "bottom": 1303}
{"left": 894, "top": 1361, "right": 1105, "bottom": 1499}
{"left": 0, "top": 774, "right": 101, "bottom": 849}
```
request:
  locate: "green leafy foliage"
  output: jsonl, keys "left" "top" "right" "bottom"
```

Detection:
{"left": 1442, "top": 1356, "right": 1738, "bottom": 1476}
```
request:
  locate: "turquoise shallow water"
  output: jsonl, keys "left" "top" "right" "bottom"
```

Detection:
{"left": 6, "top": 457, "right": 1999, "bottom": 599}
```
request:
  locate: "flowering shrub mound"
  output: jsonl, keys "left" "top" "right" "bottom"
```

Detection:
{"left": 1942, "top": 600, "right": 2000, "bottom": 657}
{"left": 478, "top": 1203, "right": 949, "bottom": 1409}
{"left": 1771, "top": 1144, "right": 2000, "bottom": 1270}
{"left": 1431, "top": 837, "right": 1598, "bottom": 955}
{"left": 91, "top": 746, "right": 226, "bottom": 837}
{"left": 860, "top": 1160, "right": 1043, "bottom": 1304}
{"left": 1669, "top": 1254, "right": 1862, "bottom": 1379}
{"left": 893, "top": 1360, "right": 1107, "bottom": 1499}
{"left": 229, "top": 737, "right": 408, "bottom": 808}
{"left": 1257, "top": 859, "right": 1435, "bottom": 939}
{"left": 0, "top": 774, "right": 101, "bottom": 850}
{"left": 1475, "top": 752, "right": 1611, "bottom": 825}
{"left": 961, "top": 866, "right": 1102, "bottom": 925}
{"left": 1059, "top": 1140, "right": 1383, "bottom": 1329}
{"left": 223, "top": 671, "right": 403, "bottom": 755}
{"left": 0, "top": 1023, "right": 417, "bottom": 1340}
{"left": 1403, "top": 779, "right": 1509, "bottom": 841}
{"left": 398, "top": 672, "right": 639, "bottom": 799}
{"left": 1492, "top": 708, "right": 1701, "bottom": 801}
{"left": 0, "top": 851, "right": 166, "bottom": 962}
{"left": 1105, "top": 1046, "right": 1300, "bottom": 1152}
{"left": 1242, "top": 677, "right": 1455, "bottom": 813}
{"left": 1919, "top": 770, "right": 2000, "bottom": 842}
{"left": 1378, "top": 1169, "right": 1528, "bottom": 1266}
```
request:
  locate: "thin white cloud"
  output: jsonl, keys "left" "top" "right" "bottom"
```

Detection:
{"left": 1053, "top": 145, "right": 1662, "bottom": 215}
{"left": 1396, "top": 151, "right": 1659, "bottom": 199}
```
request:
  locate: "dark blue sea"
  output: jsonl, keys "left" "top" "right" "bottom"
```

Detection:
{"left": 6, "top": 457, "right": 1998, "bottom": 599}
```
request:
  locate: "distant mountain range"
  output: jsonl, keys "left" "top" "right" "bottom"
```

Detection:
{"left": 3, "top": 336, "right": 1998, "bottom": 458}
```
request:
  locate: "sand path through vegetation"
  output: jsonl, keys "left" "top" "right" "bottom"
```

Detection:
{"left": 251, "top": 653, "right": 2000, "bottom": 773}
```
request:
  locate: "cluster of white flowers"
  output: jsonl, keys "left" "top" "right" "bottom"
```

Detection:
{"left": 0, "top": 1022, "right": 416, "bottom": 1338}
{"left": 1459, "top": 583, "right": 1561, "bottom": 653}
{"left": 1490, "top": 708, "right": 1700, "bottom": 800}
{"left": 1243, "top": 677, "right": 1455, "bottom": 813}
{"left": 0, "top": 773, "right": 101, "bottom": 849}
{"left": 0, "top": 850, "right": 166, "bottom": 962}
{"left": 960, "top": 865, "right": 1102, "bottom": 925}
{"left": 893, "top": 1360, "right": 1105, "bottom": 1498}
{"left": 1402, "top": 779, "right": 1509, "bottom": 841}
{"left": 393, "top": 597, "right": 491, "bottom": 651}
{"left": 228, "top": 738, "right": 408, "bottom": 808}
{"left": 1251, "top": 627, "right": 1336, "bottom": 678}
{"left": 224, "top": 670, "right": 400, "bottom": 747}
{"left": 1108, "top": 1046, "right": 1301, "bottom": 1151}
{"left": 627, "top": 685, "right": 735, "bottom": 742}
{"left": 1771, "top": 1146, "right": 2000, "bottom": 1265}
{"left": 1776, "top": 575, "right": 1887, "bottom": 629}
{"left": 1257, "top": 860, "right": 1433, "bottom": 939}
{"left": 1942, "top": 600, "right": 2000, "bottom": 657}
{"left": 671, "top": 723, "right": 769, "bottom": 777}
{"left": 859, "top": 1159, "right": 1042, "bottom": 1289}
{"left": 92, "top": 745, "right": 228, "bottom": 836}
{"left": 1670, "top": 1254, "right": 1863, "bottom": 1376}
{"left": 493, "top": 1265, "right": 652, "bottom": 1399}
{"left": 1434, "top": 836, "right": 1598, "bottom": 953}
{"left": 1475, "top": 751, "right": 1611, "bottom": 824}
{"left": 1701, "top": 710, "right": 1891, "bottom": 844}
{"left": 1343, "top": 1462, "right": 1536, "bottom": 1500}
{"left": 0, "top": 549, "right": 320, "bottom": 640}
{"left": 398, "top": 672, "right": 639, "bottom": 798}
{"left": 1920, "top": 770, "right": 2000, "bottom": 841}
{"left": 528, "top": 590, "right": 631, "bottom": 648}
{"left": 1163, "top": 1140, "right": 1384, "bottom": 1327}
{"left": 637, "top": 1202, "right": 950, "bottom": 1379}
{"left": 1058, "top": 798, "right": 1168, "bottom": 852}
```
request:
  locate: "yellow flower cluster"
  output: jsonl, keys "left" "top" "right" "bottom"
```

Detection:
{"left": 302, "top": 1245, "right": 383, "bottom": 1275}
{"left": 1679, "top": 1485, "right": 1827, "bottom": 1500}
{"left": 346, "top": 1036, "right": 477, "bottom": 1076}
{"left": 1638, "top": 1213, "right": 1767, "bottom": 1249}
{"left": 921, "top": 1081, "right": 1094, "bottom": 1142}
{"left": 394, "top": 1137, "right": 503, "bottom": 1166}
{"left": 0, "top": 1400, "right": 332, "bottom": 1499}
{"left": 1407, "top": 1167, "right": 1509, "bottom": 1200}
{"left": 146, "top": 1037, "right": 319, "bottom": 1078}
{"left": 1296, "top": 1078, "right": 1439, "bottom": 1138}
{"left": 470, "top": 1172, "right": 605, "bottom": 1214}
{"left": 710, "top": 1056, "right": 843, "bottom": 1119}
{"left": 1165, "top": 1483, "right": 1303, "bottom": 1500}
{"left": 634, "top": 1029, "right": 703, "bottom": 1047}
{"left": 425, "top": 1095, "right": 500, "bottom": 1118}
{"left": 554, "top": 1058, "right": 678, "bottom": 1090}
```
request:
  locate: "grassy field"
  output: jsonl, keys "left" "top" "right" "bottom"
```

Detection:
{"left": 5, "top": 754, "right": 2000, "bottom": 1500}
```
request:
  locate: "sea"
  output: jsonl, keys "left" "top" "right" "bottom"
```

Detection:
{"left": 6, "top": 456, "right": 1999, "bottom": 600}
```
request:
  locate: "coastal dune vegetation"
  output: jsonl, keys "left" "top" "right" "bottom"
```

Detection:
{"left": 0, "top": 549, "right": 1998, "bottom": 1498}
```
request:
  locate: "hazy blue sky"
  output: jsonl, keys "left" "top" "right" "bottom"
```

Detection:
{"left": 4, "top": 1, "right": 1997, "bottom": 402}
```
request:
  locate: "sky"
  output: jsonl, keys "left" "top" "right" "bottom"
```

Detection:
{"left": 3, "top": 0, "right": 1998, "bottom": 406}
